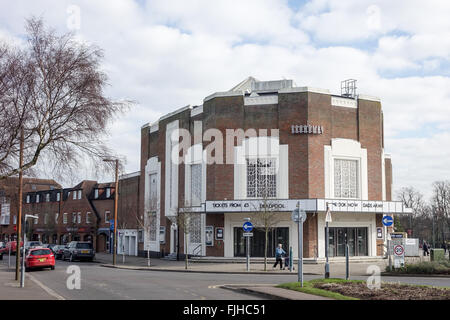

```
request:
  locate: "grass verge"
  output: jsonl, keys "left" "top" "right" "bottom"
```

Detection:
{"left": 277, "top": 278, "right": 360, "bottom": 300}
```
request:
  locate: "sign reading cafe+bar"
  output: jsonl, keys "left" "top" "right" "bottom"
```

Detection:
{"left": 291, "top": 124, "right": 324, "bottom": 134}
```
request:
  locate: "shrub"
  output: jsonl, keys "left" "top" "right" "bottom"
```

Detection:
{"left": 387, "top": 260, "right": 450, "bottom": 274}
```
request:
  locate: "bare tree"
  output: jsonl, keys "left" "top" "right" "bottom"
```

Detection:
{"left": 0, "top": 17, "right": 128, "bottom": 181}
{"left": 134, "top": 193, "right": 159, "bottom": 266}
{"left": 250, "top": 195, "right": 282, "bottom": 272}
{"left": 431, "top": 181, "right": 450, "bottom": 247}
{"left": 396, "top": 187, "right": 427, "bottom": 237}
{"left": 175, "top": 204, "right": 199, "bottom": 270}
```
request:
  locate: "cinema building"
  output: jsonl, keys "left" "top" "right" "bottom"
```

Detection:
{"left": 140, "top": 77, "right": 411, "bottom": 260}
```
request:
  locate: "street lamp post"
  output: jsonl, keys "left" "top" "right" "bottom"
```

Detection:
{"left": 21, "top": 214, "right": 38, "bottom": 288}
{"left": 325, "top": 203, "right": 332, "bottom": 279}
{"left": 104, "top": 158, "right": 119, "bottom": 266}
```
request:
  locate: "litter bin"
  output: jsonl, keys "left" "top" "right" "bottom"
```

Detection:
{"left": 430, "top": 248, "right": 445, "bottom": 261}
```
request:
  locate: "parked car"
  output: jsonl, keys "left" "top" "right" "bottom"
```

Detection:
{"left": 25, "top": 248, "right": 55, "bottom": 271}
{"left": 4, "top": 241, "right": 23, "bottom": 255}
{"left": 45, "top": 244, "right": 57, "bottom": 251}
{"left": 52, "top": 245, "right": 65, "bottom": 259}
{"left": 26, "top": 241, "right": 43, "bottom": 249}
{"left": 62, "top": 241, "right": 95, "bottom": 262}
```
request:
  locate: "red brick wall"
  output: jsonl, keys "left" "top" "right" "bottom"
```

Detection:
{"left": 358, "top": 99, "right": 383, "bottom": 200}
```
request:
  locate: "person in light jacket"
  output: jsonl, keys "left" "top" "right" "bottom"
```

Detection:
{"left": 273, "top": 243, "right": 286, "bottom": 270}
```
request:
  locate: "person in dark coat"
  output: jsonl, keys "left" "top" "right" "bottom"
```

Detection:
{"left": 423, "top": 241, "right": 429, "bottom": 256}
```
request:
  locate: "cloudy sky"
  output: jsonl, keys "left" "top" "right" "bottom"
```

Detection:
{"left": 1, "top": 0, "right": 449, "bottom": 200}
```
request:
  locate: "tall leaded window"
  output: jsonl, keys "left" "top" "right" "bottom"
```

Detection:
{"left": 246, "top": 158, "right": 277, "bottom": 198}
{"left": 148, "top": 173, "right": 158, "bottom": 241}
{"left": 334, "top": 159, "right": 358, "bottom": 198}
{"left": 189, "top": 214, "right": 201, "bottom": 243}
{"left": 190, "top": 164, "right": 202, "bottom": 206}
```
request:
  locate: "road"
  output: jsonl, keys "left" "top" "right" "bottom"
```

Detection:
{"left": 1, "top": 258, "right": 449, "bottom": 300}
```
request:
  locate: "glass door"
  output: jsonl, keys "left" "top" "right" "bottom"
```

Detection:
{"left": 357, "top": 227, "right": 368, "bottom": 256}
{"left": 347, "top": 228, "right": 356, "bottom": 256}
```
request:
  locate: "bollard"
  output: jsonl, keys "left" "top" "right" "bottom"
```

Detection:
{"left": 289, "top": 246, "right": 293, "bottom": 272}
{"left": 345, "top": 244, "right": 349, "bottom": 280}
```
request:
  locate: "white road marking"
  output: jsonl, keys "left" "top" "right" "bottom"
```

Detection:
{"left": 27, "top": 273, "right": 66, "bottom": 300}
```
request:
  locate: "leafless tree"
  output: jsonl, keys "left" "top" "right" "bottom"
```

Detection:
{"left": 134, "top": 194, "right": 159, "bottom": 266}
{"left": 175, "top": 204, "right": 199, "bottom": 270}
{"left": 0, "top": 17, "right": 128, "bottom": 181}
{"left": 250, "top": 194, "right": 282, "bottom": 271}
{"left": 431, "top": 181, "right": 450, "bottom": 247}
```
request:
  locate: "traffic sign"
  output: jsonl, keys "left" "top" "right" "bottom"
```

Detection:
{"left": 382, "top": 215, "right": 393, "bottom": 227}
{"left": 393, "top": 244, "right": 405, "bottom": 256}
{"left": 243, "top": 221, "right": 253, "bottom": 232}
{"left": 325, "top": 206, "right": 332, "bottom": 223}
{"left": 291, "top": 208, "right": 307, "bottom": 222}
{"left": 243, "top": 232, "right": 253, "bottom": 237}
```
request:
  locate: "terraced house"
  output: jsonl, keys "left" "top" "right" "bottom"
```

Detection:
{"left": 140, "top": 77, "right": 412, "bottom": 260}
{"left": 21, "top": 173, "right": 141, "bottom": 254}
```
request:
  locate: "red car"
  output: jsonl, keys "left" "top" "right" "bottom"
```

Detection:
{"left": 3, "top": 241, "right": 23, "bottom": 254}
{"left": 25, "top": 248, "right": 55, "bottom": 271}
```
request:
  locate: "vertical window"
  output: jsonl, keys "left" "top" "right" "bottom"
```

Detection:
{"left": 36, "top": 194, "right": 40, "bottom": 203}
{"left": 77, "top": 212, "right": 81, "bottom": 224}
{"left": 246, "top": 158, "right": 277, "bottom": 198}
{"left": 63, "top": 213, "right": 68, "bottom": 224}
{"left": 13, "top": 215, "right": 17, "bottom": 224}
{"left": 72, "top": 213, "right": 76, "bottom": 223}
{"left": 190, "top": 164, "right": 201, "bottom": 206}
{"left": 148, "top": 212, "right": 157, "bottom": 241}
{"left": 26, "top": 195, "right": 30, "bottom": 203}
{"left": 189, "top": 214, "right": 201, "bottom": 243}
{"left": 73, "top": 191, "right": 77, "bottom": 200}
{"left": 34, "top": 214, "right": 38, "bottom": 224}
{"left": 46, "top": 193, "right": 50, "bottom": 202}
{"left": 105, "top": 211, "right": 110, "bottom": 223}
{"left": 86, "top": 212, "right": 91, "bottom": 224}
{"left": 334, "top": 159, "right": 359, "bottom": 198}
{"left": 94, "top": 189, "right": 99, "bottom": 199}
{"left": 106, "top": 188, "right": 111, "bottom": 198}
{"left": 0, "top": 202, "right": 10, "bottom": 225}
{"left": 56, "top": 192, "right": 60, "bottom": 202}
{"left": 55, "top": 213, "right": 59, "bottom": 224}
{"left": 77, "top": 190, "right": 82, "bottom": 200}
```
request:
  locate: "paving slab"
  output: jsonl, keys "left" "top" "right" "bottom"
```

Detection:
{"left": 0, "top": 265, "right": 56, "bottom": 300}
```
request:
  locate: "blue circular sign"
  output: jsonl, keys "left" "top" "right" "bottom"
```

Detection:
{"left": 382, "top": 215, "right": 393, "bottom": 227}
{"left": 243, "top": 221, "right": 253, "bottom": 232}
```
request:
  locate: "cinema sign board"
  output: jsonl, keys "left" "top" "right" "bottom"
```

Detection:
{"left": 205, "top": 199, "right": 411, "bottom": 214}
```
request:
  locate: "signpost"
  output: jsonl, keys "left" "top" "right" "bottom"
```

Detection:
{"left": 382, "top": 215, "right": 394, "bottom": 227}
{"left": 325, "top": 204, "right": 332, "bottom": 279}
{"left": 292, "top": 202, "right": 307, "bottom": 287}
{"left": 243, "top": 220, "right": 253, "bottom": 272}
{"left": 393, "top": 244, "right": 405, "bottom": 269}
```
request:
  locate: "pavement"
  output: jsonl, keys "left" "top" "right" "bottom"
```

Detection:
{"left": 0, "top": 264, "right": 58, "bottom": 300}
{"left": 96, "top": 252, "right": 389, "bottom": 277}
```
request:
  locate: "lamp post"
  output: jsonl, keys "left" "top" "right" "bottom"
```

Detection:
{"left": 325, "top": 203, "right": 332, "bottom": 279}
{"left": 15, "top": 126, "right": 24, "bottom": 281}
{"left": 21, "top": 214, "right": 38, "bottom": 288}
{"left": 103, "top": 158, "right": 119, "bottom": 266}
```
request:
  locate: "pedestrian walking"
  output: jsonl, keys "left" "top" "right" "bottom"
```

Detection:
{"left": 423, "top": 241, "right": 429, "bottom": 256}
{"left": 273, "top": 243, "right": 286, "bottom": 270}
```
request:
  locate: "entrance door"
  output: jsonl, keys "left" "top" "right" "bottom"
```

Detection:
{"left": 233, "top": 227, "right": 289, "bottom": 257}
{"left": 326, "top": 227, "right": 368, "bottom": 257}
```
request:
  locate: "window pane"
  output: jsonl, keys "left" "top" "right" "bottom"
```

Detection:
{"left": 246, "top": 158, "right": 277, "bottom": 198}
{"left": 190, "top": 164, "right": 201, "bottom": 206}
{"left": 334, "top": 159, "right": 358, "bottom": 198}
